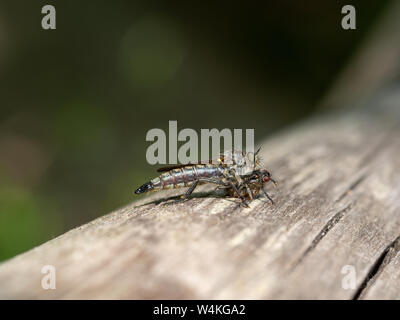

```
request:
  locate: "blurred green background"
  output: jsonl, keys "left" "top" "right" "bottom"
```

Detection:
{"left": 0, "top": 0, "right": 392, "bottom": 261}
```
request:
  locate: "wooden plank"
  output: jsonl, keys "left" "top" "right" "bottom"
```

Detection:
{"left": 0, "top": 87, "right": 400, "bottom": 299}
{"left": 359, "top": 236, "right": 400, "bottom": 300}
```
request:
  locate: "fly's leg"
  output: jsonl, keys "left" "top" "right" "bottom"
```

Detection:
{"left": 221, "top": 169, "right": 249, "bottom": 207}
{"left": 185, "top": 180, "right": 199, "bottom": 197}
{"left": 177, "top": 178, "right": 225, "bottom": 203}
{"left": 262, "top": 186, "right": 274, "bottom": 205}
{"left": 229, "top": 169, "right": 254, "bottom": 203}
{"left": 245, "top": 184, "right": 255, "bottom": 201}
{"left": 176, "top": 180, "right": 199, "bottom": 202}
{"left": 231, "top": 170, "right": 257, "bottom": 202}
{"left": 229, "top": 169, "right": 244, "bottom": 187}
{"left": 223, "top": 174, "right": 248, "bottom": 207}
{"left": 227, "top": 180, "right": 249, "bottom": 207}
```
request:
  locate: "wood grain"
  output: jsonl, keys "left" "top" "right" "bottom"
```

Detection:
{"left": 0, "top": 86, "right": 400, "bottom": 299}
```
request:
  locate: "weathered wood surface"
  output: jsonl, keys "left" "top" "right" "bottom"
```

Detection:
{"left": 1, "top": 85, "right": 400, "bottom": 299}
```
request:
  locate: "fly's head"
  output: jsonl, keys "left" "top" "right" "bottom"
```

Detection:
{"left": 250, "top": 169, "right": 278, "bottom": 187}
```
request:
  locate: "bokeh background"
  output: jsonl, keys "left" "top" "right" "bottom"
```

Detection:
{"left": 0, "top": 0, "right": 393, "bottom": 261}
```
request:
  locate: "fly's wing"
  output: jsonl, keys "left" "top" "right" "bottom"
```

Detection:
{"left": 195, "top": 149, "right": 248, "bottom": 168}
{"left": 221, "top": 149, "right": 247, "bottom": 166}
{"left": 156, "top": 164, "right": 194, "bottom": 172}
{"left": 222, "top": 149, "right": 261, "bottom": 175}
{"left": 198, "top": 149, "right": 245, "bottom": 166}
{"left": 156, "top": 160, "right": 216, "bottom": 172}
{"left": 156, "top": 150, "right": 249, "bottom": 172}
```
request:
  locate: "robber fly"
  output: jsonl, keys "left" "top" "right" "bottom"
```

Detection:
{"left": 134, "top": 148, "right": 277, "bottom": 207}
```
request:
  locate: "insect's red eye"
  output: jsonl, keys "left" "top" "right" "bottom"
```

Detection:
{"left": 263, "top": 176, "right": 270, "bottom": 182}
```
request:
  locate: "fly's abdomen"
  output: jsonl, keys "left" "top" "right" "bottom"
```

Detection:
{"left": 134, "top": 181, "right": 154, "bottom": 194}
{"left": 148, "top": 164, "right": 223, "bottom": 191}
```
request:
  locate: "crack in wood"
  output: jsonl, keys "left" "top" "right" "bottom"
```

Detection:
{"left": 336, "top": 174, "right": 367, "bottom": 202}
{"left": 352, "top": 235, "right": 400, "bottom": 300}
{"left": 291, "top": 203, "right": 353, "bottom": 270}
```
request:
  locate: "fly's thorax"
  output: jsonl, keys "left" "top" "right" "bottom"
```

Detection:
{"left": 221, "top": 150, "right": 247, "bottom": 167}
{"left": 221, "top": 150, "right": 261, "bottom": 176}
{"left": 235, "top": 164, "right": 259, "bottom": 176}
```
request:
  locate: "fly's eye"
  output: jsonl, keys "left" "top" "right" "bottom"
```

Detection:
{"left": 263, "top": 176, "right": 270, "bottom": 182}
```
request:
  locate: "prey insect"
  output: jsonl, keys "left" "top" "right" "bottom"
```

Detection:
{"left": 134, "top": 148, "right": 277, "bottom": 207}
